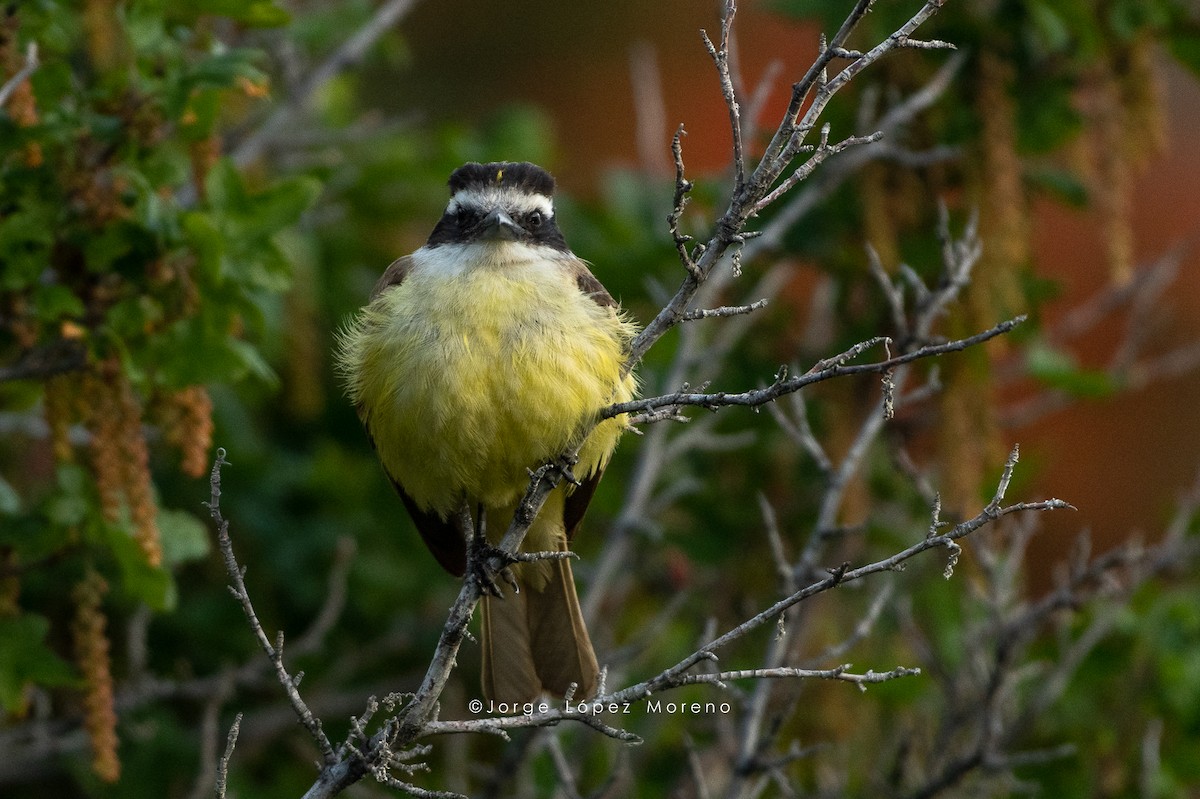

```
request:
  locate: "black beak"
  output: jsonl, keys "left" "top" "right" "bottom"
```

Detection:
{"left": 479, "top": 209, "right": 521, "bottom": 241}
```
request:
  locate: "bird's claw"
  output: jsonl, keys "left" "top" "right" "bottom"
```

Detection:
{"left": 469, "top": 540, "right": 520, "bottom": 598}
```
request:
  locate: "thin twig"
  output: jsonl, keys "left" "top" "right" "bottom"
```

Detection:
{"left": 205, "top": 448, "right": 336, "bottom": 763}
{"left": 667, "top": 124, "right": 700, "bottom": 279}
{"left": 171, "top": 0, "right": 420, "bottom": 209}
{"left": 189, "top": 672, "right": 236, "bottom": 799}
{"left": 681, "top": 299, "right": 768, "bottom": 321}
{"left": 215, "top": 713, "right": 241, "bottom": 799}
{"left": 545, "top": 734, "right": 583, "bottom": 799}
{"left": 608, "top": 316, "right": 1026, "bottom": 420}
{"left": 675, "top": 664, "right": 922, "bottom": 691}
{"left": 231, "top": 0, "right": 418, "bottom": 168}
{"left": 626, "top": 0, "right": 953, "bottom": 371}
{"left": 702, "top": 0, "right": 746, "bottom": 193}
{"left": 0, "top": 41, "right": 38, "bottom": 107}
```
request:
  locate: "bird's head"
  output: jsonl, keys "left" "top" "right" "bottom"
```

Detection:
{"left": 425, "top": 161, "right": 570, "bottom": 253}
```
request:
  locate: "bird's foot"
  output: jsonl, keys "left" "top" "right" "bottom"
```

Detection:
{"left": 530, "top": 454, "right": 581, "bottom": 488}
{"left": 467, "top": 536, "right": 520, "bottom": 598}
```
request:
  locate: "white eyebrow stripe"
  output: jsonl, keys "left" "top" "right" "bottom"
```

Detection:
{"left": 445, "top": 188, "right": 554, "bottom": 218}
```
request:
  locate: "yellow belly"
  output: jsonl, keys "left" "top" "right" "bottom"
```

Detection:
{"left": 341, "top": 253, "right": 637, "bottom": 520}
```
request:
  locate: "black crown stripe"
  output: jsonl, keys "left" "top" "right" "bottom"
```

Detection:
{"left": 448, "top": 162, "right": 556, "bottom": 198}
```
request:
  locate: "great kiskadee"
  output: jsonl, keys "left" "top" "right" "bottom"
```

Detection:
{"left": 336, "top": 162, "right": 637, "bottom": 703}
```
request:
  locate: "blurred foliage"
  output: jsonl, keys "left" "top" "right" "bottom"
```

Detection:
{"left": 0, "top": 0, "right": 1198, "bottom": 797}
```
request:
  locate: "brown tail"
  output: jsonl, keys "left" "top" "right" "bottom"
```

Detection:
{"left": 480, "top": 554, "right": 600, "bottom": 704}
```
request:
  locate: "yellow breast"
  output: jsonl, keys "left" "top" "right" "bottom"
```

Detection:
{"left": 339, "top": 246, "right": 637, "bottom": 517}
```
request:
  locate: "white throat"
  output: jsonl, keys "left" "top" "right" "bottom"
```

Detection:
{"left": 413, "top": 241, "right": 570, "bottom": 277}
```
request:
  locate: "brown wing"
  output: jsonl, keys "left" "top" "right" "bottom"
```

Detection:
{"left": 563, "top": 468, "right": 604, "bottom": 542}
{"left": 361, "top": 415, "right": 468, "bottom": 576}
{"left": 370, "top": 255, "right": 415, "bottom": 301}
{"left": 569, "top": 260, "right": 617, "bottom": 308}
{"left": 562, "top": 258, "right": 621, "bottom": 540}
{"left": 393, "top": 478, "right": 468, "bottom": 577}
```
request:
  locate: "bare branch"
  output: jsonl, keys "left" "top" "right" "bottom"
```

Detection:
{"left": 188, "top": 673, "right": 235, "bottom": 799}
{"left": 902, "top": 37, "right": 957, "bottom": 50}
{"left": 293, "top": 536, "right": 356, "bottom": 656}
{"left": 758, "top": 493, "right": 794, "bottom": 591}
{"left": 745, "top": 52, "right": 966, "bottom": 262}
{"left": 769, "top": 388, "right": 833, "bottom": 475}
{"left": 685, "top": 735, "right": 715, "bottom": 799}
{"left": 0, "top": 41, "right": 38, "bottom": 107}
{"left": 170, "top": 0, "right": 421, "bottom": 208}
{"left": 0, "top": 339, "right": 87, "bottom": 383}
{"left": 230, "top": 0, "right": 419, "bottom": 170}
{"left": 585, "top": 462, "right": 1067, "bottom": 712}
{"left": 205, "top": 448, "right": 336, "bottom": 763}
{"left": 330, "top": 461, "right": 1052, "bottom": 760}
{"left": 1000, "top": 241, "right": 1200, "bottom": 428}
{"left": 628, "top": 40, "right": 670, "bottom": 175}
{"left": 545, "top": 734, "right": 583, "bottom": 799}
{"left": 681, "top": 299, "right": 768, "bottom": 321}
{"left": 667, "top": 124, "right": 701, "bottom": 279}
{"left": 215, "top": 712, "right": 241, "bottom": 799}
{"left": 749, "top": 128, "right": 884, "bottom": 216}
{"left": 675, "top": 664, "right": 921, "bottom": 690}
{"left": 702, "top": 0, "right": 746, "bottom": 193}
{"left": 610, "top": 316, "right": 1026, "bottom": 421}
{"left": 807, "top": 584, "right": 895, "bottom": 667}
{"left": 627, "top": 0, "right": 953, "bottom": 370}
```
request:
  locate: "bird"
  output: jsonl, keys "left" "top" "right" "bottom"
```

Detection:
{"left": 336, "top": 161, "right": 638, "bottom": 703}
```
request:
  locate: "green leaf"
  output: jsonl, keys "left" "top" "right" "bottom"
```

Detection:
{"left": 1016, "top": 75, "right": 1083, "bottom": 154}
{"left": 123, "top": 2, "right": 170, "bottom": 53}
{"left": 1034, "top": 0, "right": 1106, "bottom": 59}
{"left": 122, "top": 165, "right": 185, "bottom": 236}
{"left": 158, "top": 509, "right": 211, "bottom": 567}
{"left": 1168, "top": 32, "right": 1200, "bottom": 78}
{"left": 0, "top": 207, "right": 55, "bottom": 249}
{"left": 0, "top": 616, "right": 78, "bottom": 713}
{"left": 1109, "top": 0, "right": 1170, "bottom": 41}
{"left": 204, "top": 159, "right": 248, "bottom": 215}
{"left": 1026, "top": 167, "right": 1089, "bottom": 207}
{"left": 245, "top": 245, "right": 294, "bottom": 292}
{"left": 0, "top": 476, "right": 19, "bottom": 516}
{"left": 147, "top": 313, "right": 278, "bottom": 387}
{"left": 1027, "top": 343, "right": 1117, "bottom": 398}
{"left": 0, "top": 210, "right": 55, "bottom": 289}
{"left": 178, "top": 87, "right": 223, "bottom": 137}
{"left": 46, "top": 464, "right": 92, "bottom": 527}
{"left": 106, "top": 294, "right": 165, "bottom": 340}
{"left": 248, "top": 176, "right": 323, "bottom": 238}
{"left": 28, "top": 57, "right": 74, "bottom": 103}
{"left": 33, "top": 284, "right": 86, "bottom": 321}
{"left": 242, "top": 2, "right": 292, "bottom": 28}
{"left": 182, "top": 211, "right": 226, "bottom": 283}
{"left": 1026, "top": 2, "right": 1071, "bottom": 53}
{"left": 98, "top": 520, "right": 176, "bottom": 611}
{"left": 226, "top": 338, "right": 279, "bottom": 385}
{"left": 207, "top": 161, "right": 321, "bottom": 230}
{"left": 1027, "top": 343, "right": 1075, "bottom": 376}
{"left": 187, "top": 49, "right": 269, "bottom": 91}
{"left": 166, "top": 0, "right": 291, "bottom": 27}
{"left": 82, "top": 223, "right": 135, "bottom": 273}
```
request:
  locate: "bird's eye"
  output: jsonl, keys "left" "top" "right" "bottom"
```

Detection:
{"left": 455, "top": 208, "right": 473, "bottom": 226}
{"left": 526, "top": 211, "right": 543, "bottom": 229}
